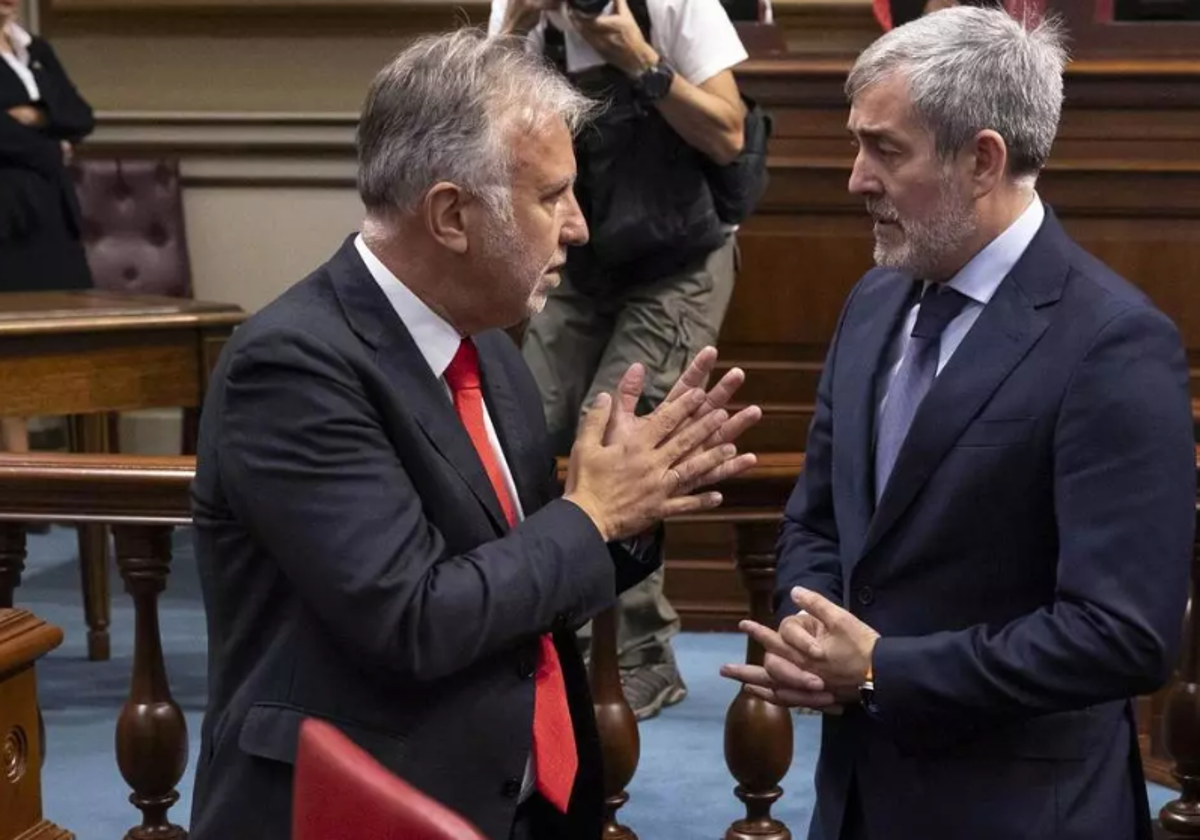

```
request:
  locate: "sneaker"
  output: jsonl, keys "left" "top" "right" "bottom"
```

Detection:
{"left": 620, "top": 662, "right": 688, "bottom": 721}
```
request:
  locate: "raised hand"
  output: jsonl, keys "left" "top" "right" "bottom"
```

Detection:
{"left": 563, "top": 386, "right": 743, "bottom": 542}
{"left": 604, "top": 346, "right": 762, "bottom": 491}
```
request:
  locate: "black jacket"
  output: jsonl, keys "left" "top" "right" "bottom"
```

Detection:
{"left": 0, "top": 34, "right": 94, "bottom": 289}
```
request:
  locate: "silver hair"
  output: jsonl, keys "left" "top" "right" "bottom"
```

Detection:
{"left": 357, "top": 28, "right": 596, "bottom": 220}
{"left": 846, "top": 6, "right": 1068, "bottom": 179}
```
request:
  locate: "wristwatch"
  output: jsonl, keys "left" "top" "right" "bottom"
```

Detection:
{"left": 859, "top": 662, "right": 879, "bottom": 715}
{"left": 633, "top": 60, "right": 675, "bottom": 103}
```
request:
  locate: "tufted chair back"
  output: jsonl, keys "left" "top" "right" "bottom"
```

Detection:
{"left": 71, "top": 158, "right": 193, "bottom": 298}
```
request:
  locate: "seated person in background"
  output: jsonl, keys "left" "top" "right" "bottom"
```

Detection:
{"left": 723, "top": 8, "right": 1194, "bottom": 840}
{"left": 188, "top": 29, "right": 761, "bottom": 840}
{"left": 0, "top": 0, "right": 94, "bottom": 458}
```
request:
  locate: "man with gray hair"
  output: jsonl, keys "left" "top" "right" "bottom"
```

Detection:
{"left": 722, "top": 8, "right": 1193, "bottom": 840}
{"left": 188, "top": 29, "right": 760, "bottom": 840}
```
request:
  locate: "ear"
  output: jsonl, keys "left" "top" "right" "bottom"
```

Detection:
{"left": 424, "top": 182, "right": 472, "bottom": 255}
{"left": 968, "top": 129, "right": 1008, "bottom": 198}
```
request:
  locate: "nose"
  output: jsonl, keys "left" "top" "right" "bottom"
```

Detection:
{"left": 560, "top": 189, "right": 589, "bottom": 247}
{"left": 848, "top": 149, "right": 880, "bottom": 197}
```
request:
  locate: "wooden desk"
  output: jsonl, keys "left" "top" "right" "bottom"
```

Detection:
{"left": 0, "top": 291, "right": 245, "bottom": 661}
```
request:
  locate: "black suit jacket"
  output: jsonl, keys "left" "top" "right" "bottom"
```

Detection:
{"left": 189, "top": 237, "right": 660, "bottom": 840}
{"left": 0, "top": 35, "right": 94, "bottom": 288}
{"left": 776, "top": 209, "right": 1195, "bottom": 840}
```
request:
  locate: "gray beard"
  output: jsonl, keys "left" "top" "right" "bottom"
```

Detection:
{"left": 870, "top": 182, "right": 978, "bottom": 278}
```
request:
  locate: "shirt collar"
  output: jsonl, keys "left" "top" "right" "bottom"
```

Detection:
{"left": 5, "top": 21, "right": 32, "bottom": 55}
{"left": 945, "top": 194, "right": 1045, "bottom": 306}
{"left": 353, "top": 233, "right": 463, "bottom": 381}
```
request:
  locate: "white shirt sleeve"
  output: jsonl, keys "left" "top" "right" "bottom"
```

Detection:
{"left": 489, "top": 0, "right": 746, "bottom": 82}
{"left": 487, "top": 0, "right": 508, "bottom": 34}
{"left": 652, "top": 0, "right": 748, "bottom": 87}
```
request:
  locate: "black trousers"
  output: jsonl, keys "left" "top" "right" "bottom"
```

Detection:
{"left": 842, "top": 775, "right": 870, "bottom": 840}
{"left": 509, "top": 793, "right": 563, "bottom": 840}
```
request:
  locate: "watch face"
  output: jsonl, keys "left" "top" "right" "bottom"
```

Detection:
{"left": 641, "top": 64, "right": 673, "bottom": 100}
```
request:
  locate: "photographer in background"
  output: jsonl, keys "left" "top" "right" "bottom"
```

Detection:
{"left": 490, "top": 0, "right": 757, "bottom": 721}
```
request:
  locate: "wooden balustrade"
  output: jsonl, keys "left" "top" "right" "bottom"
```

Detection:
{"left": 0, "top": 453, "right": 193, "bottom": 840}
{"left": 0, "top": 448, "right": 1197, "bottom": 838}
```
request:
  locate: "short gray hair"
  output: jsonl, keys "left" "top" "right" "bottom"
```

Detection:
{"left": 357, "top": 28, "right": 595, "bottom": 219}
{"left": 846, "top": 6, "right": 1068, "bottom": 179}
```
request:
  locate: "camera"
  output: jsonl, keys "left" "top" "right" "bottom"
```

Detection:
{"left": 565, "top": 0, "right": 610, "bottom": 16}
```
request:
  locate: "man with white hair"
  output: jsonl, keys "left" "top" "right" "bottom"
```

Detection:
{"left": 723, "top": 8, "right": 1194, "bottom": 840}
{"left": 188, "top": 29, "right": 760, "bottom": 840}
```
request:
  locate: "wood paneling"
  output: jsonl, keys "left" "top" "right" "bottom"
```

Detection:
{"left": 666, "top": 57, "right": 1200, "bottom": 626}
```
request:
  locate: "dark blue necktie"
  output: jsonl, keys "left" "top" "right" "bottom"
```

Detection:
{"left": 874, "top": 283, "right": 971, "bottom": 503}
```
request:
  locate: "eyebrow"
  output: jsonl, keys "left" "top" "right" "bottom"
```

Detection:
{"left": 541, "top": 175, "right": 576, "bottom": 195}
{"left": 847, "top": 126, "right": 902, "bottom": 145}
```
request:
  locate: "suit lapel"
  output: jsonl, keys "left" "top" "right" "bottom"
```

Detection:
{"left": 860, "top": 211, "right": 1070, "bottom": 559}
{"left": 328, "top": 237, "right": 510, "bottom": 533}
{"left": 835, "top": 274, "right": 918, "bottom": 556}
{"left": 477, "top": 332, "right": 544, "bottom": 517}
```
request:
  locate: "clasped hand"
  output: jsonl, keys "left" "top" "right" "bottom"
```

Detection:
{"left": 563, "top": 345, "right": 761, "bottom": 542}
{"left": 720, "top": 587, "right": 881, "bottom": 712}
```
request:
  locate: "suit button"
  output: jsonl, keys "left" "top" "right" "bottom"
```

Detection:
{"left": 857, "top": 586, "right": 875, "bottom": 606}
{"left": 502, "top": 778, "right": 522, "bottom": 799}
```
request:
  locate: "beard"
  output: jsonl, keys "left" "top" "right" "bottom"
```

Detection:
{"left": 867, "top": 172, "right": 978, "bottom": 279}
{"left": 478, "top": 210, "right": 562, "bottom": 320}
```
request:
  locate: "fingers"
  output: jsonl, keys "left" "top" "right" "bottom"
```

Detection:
{"left": 684, "top": 452, "right": 757, "bottom": 492}
{"left": 605, "top": 364, "right": 644, "bottom": 444}
{"left": 720, "top": 666, "right": 839, "bottom": 709}
{"left": 763, "top": 652, "right": 827, "bottom": 693}
{"left": 737, "top": 619, "right": 813, "bottom": 672}
{"left": 660, "top": 406, "right": 728, "bottom": 467}
{"left": 669, "top": 442, "right": 738, "bottom": 493}
{"left": 575, "top": 391, "right": 613, "bottom": 449}
{"left": 706, "top": 405, "right": 762, "bottom": 448}
{"left": 657, "top": 490, "right": 723, "bottom": 518}
{"left": 719, "top": 662, "right": 773, "bottom": 688}
{"left": 699, "top": 367, "right": 746, "bottom": 416}
{"left": 664, "top": 346, "right": 718, "bottom": 404}
{"left": 614, "top": 363, "right": 645, "bottom": 417}
{"left": 644, "top": 388, "right": 707, "bottom": 447}
{"left": 790, "top": 587, "right": 846, "bottom": 633}
{"left": 778, "top": 616, "right": 825, "bottom": 662}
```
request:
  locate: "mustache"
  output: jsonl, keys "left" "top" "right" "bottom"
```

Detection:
{"left": 866, "top": 198, "right": 899, "bottom": 223}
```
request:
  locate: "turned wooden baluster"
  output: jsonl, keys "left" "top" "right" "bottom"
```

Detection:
{"left": 72, "top": 414, "right": 114, "bottom": 662}
{"left": 0, "top": 523, "right": 26, "bottom": 608}
{"left": 590, "top": 606, "right": 640, "bottom": 840}
{"left": 726, "top": 518, "right": 793, "bottom": 840}
{"left": 1160, "top": 504, "right": 1200, "bottom": 837}
{"left": 112, "top": 525, "right": 188, "bottom": 840}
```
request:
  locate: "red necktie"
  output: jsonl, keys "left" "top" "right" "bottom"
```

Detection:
{"left": 443, "top": 338, "right": 578, "bottom": 813}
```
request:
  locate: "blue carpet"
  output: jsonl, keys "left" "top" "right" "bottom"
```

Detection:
{"left": 14, "top": 526, "right": 1178, "bottom": 839}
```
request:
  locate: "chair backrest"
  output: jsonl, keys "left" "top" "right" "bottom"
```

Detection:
{"left": 71, "top": 157, "right": 193, "bottom": 298}
{"left": 293, "top": 717, "right": 488, "bottom": 840}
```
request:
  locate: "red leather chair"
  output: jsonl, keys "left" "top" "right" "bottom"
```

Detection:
{"left": 293, "top": 717, "right": 488, "bottom": 840}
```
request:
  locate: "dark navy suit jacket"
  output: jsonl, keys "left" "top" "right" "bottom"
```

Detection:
{"left": 189, "top": 237, "right": 659, "bottom": 840}
{"left": 776, "top": 210, "right": 1195, "bottom": 840}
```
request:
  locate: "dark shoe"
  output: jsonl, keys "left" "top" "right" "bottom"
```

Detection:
{"left": 620, "top": 662, "right": 688, "bottom": 721}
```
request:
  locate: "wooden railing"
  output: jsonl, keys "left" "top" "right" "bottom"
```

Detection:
{"left": 0, "top": 450, "right": 1197, "bottom": 838}
{"left": 0, "top": 453, "right": 193, "bottom": 840}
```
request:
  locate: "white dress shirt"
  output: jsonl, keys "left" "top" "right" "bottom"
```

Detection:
{"left": 876, "top": 196, "right": 1046, "bottom": 425}
{"left": 353, "top": 234, "right": 538, "bottom": 800}
{"left": 1, "top": 22, "right": 40, "bottom": 102}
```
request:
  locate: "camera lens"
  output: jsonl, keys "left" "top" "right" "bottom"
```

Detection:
{"left": 566, "top": 0, "right": 610, "bottom": 15}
